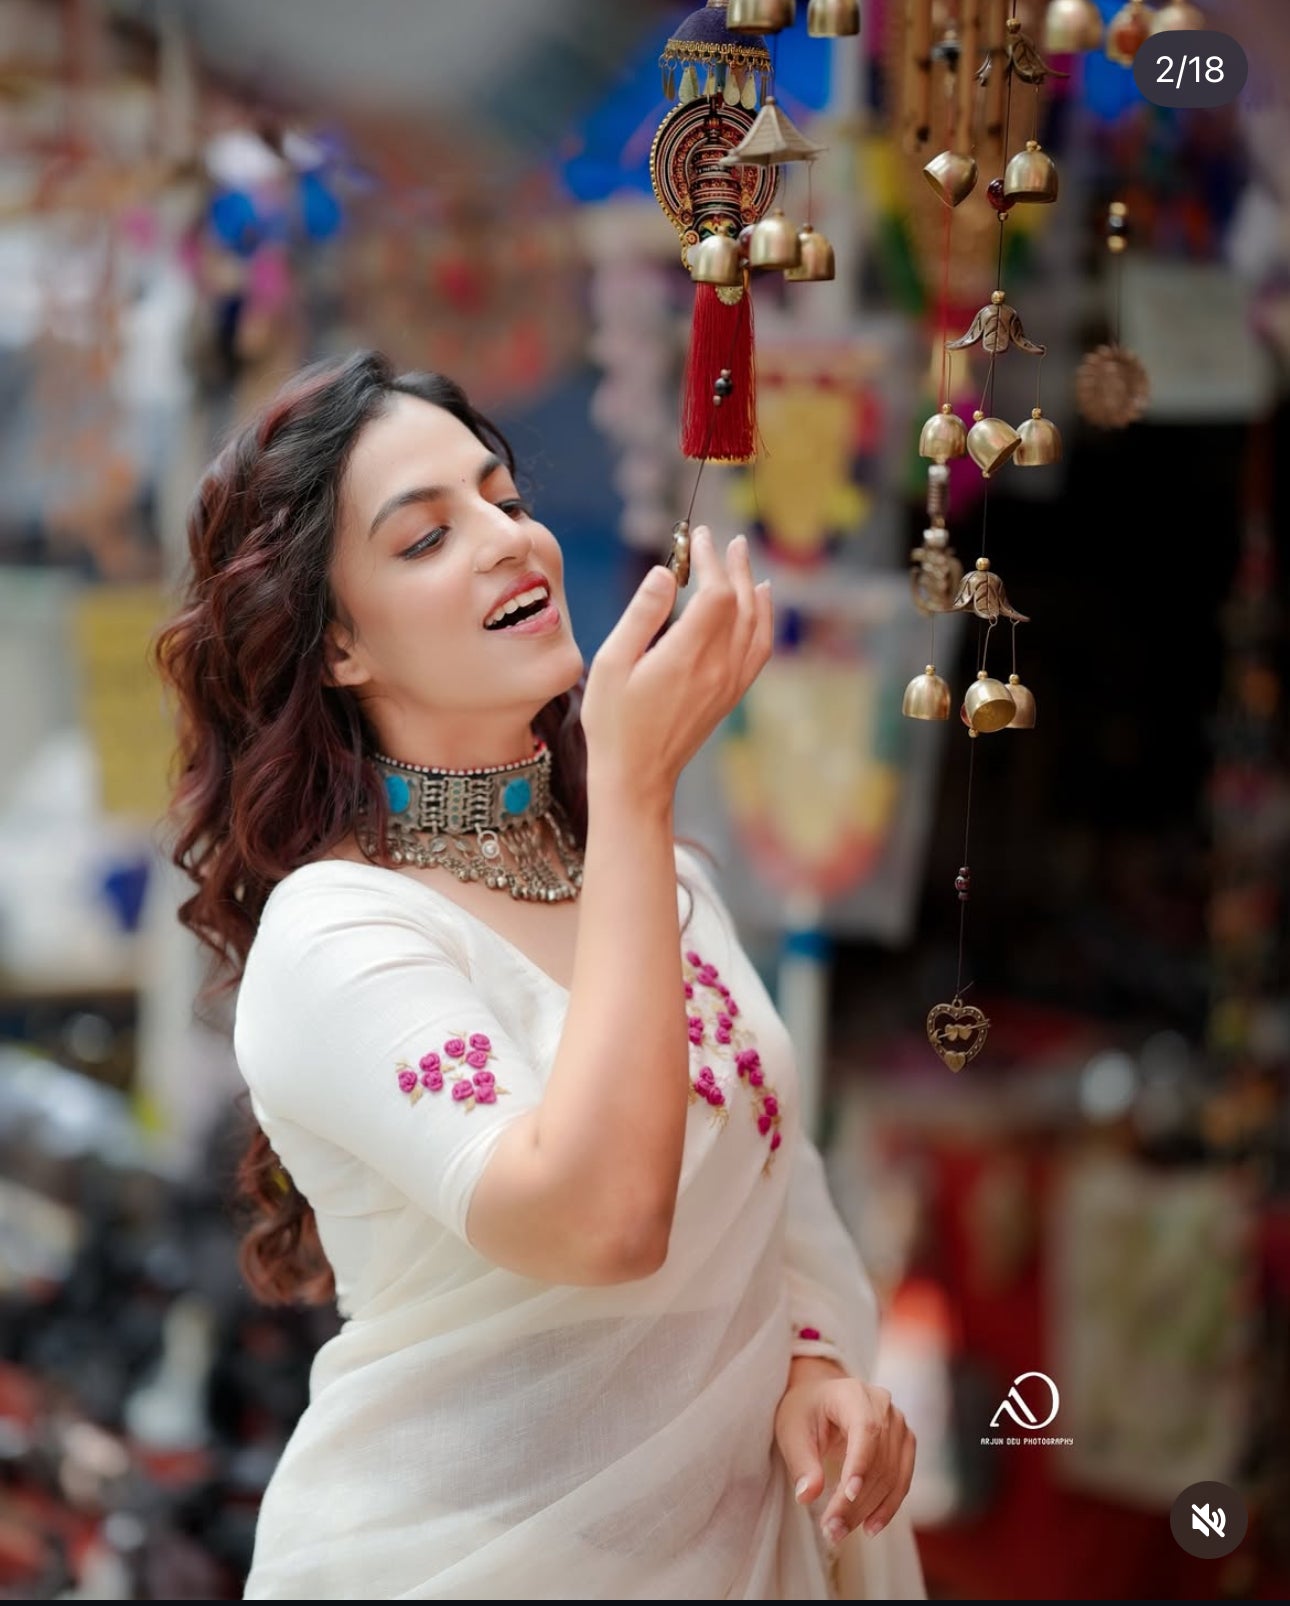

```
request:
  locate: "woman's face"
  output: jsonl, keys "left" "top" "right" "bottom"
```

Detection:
{"left": 328, "top": 394, "right": 584, "bottom": 765}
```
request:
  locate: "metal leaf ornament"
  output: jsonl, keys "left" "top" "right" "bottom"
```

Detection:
{"left": 976, "top": 18, "right": 1070, "bottom": 86}
{"left": 946, "top": 295, "right": 1047, "bottom": 357}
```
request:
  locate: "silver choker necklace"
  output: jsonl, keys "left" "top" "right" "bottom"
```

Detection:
{"left": 363, "top": 741, "right": 583, "bottom": 903}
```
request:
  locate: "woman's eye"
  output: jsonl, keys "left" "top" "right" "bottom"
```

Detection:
{"left": 498, "top": 499, "right": 530, "bottom": 519}
{"left": 402, "top": 527, "right": 447, "bottom": 559}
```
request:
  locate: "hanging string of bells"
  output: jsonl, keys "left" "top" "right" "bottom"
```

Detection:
{"left": 903, "top": 0, "right": 1075, "bottom": 1072}
{"left": 651, "top": 0, "right": 853, "bottom": 586}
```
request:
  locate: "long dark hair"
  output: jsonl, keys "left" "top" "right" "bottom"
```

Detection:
{"left": 155, "top": 351, "right": 594, "bottom": 1305}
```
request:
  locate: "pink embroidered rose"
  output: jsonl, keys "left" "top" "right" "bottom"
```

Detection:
{"left": 715, "top": 1025, "right": 732, "bottom": 1045}
{"left": 717, "top": 982, "right": 730, "bottom": 997}
{"left": 683, "top": 982, "right": 694, "bottom": 999}
{"left": 397, "top": 1068, "right": 418, "bottom": 1094}
{"left": 696, "top": 964, "right": 719, "bottom": 986}
{"left": 443, "top": 1037, "right": 466, "bottom": 1059}
{"left": 466, "top": 1049, "right": 490, "bottom": 1070}
{"left": 472, "top": 1069, "right": 496, "bottom": 1094}
{"left": 473, "top": 1077, "right": 497, "bottom": 1105}
{"left": 685, "top": 950, "right": 702, "bottom": 966}
{"left": 735, "top": 1048, "right": 760, "bottom": 1073}
{"left": 762, "top": 1095, "right": 778, "bottom": 1118}
{"left": 798, "top": 1326, "right": 820, "bottom": 1342}
{"left": 468, "top": 1033, "right": 492, "bottom": 1052}
{"left": 757, "top": 1112, "right": 772, "bottom": 1136}
{"left": 451, "top": 1079, "right": 473, "bottom": 1102}
{"left": 727, "top": 999, "right": 739, "bottom": 1017}
{"left": 421, "top": 1068, "right": 444, "bottom": 1092}
{"left": 716, "top": 1013, "right": 732, "bottom": 1031}
{"left": 418, "top": 1051, "right": 441, "bottom": 1075}
{"left": 695, "top": 1066, "right": 715, "bottom": 1089}
{"left": 706, "top": 1086, "right": 725, "bottom": 1107}
{"left": 688, "top": 1022, "right": 704, "bottom": 1046}
{"left": 747, "top": 1067, "right": 765, "bottom": 1088}
{"left": 769, "top": 1130, "right": 782, "bottom": 1152}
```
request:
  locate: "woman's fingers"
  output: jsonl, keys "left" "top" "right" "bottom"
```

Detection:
{"left": 819, "top": 1399, "right": 888, "bottom": 1540}
{"left": 858, "top": 1425, "right": 916, "bottom": 1539}
{"left": 736, "top": 579, "right": 773, "bottom": 697}
{"left": 724, "top": 533, "right": 757, "bottom": 670}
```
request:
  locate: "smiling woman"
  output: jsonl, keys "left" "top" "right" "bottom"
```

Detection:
{"left": 153, "top": 350, "right": 925, "bottom": 1600}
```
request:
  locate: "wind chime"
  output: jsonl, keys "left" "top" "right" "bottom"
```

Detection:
{"left": 649, "top": 0, "right": 860, "bottom": 584}
{"left": 903, "top": 0, "right": 1090, "bottom": 1073}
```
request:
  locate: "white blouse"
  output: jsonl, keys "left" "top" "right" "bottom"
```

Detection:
{"left": 232, "top": 845, "right": 926, "bottom": 1600}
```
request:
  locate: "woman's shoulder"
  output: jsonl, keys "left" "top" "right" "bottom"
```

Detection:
{"left": 250, "top": 858, "right": 469, "bottom": 972}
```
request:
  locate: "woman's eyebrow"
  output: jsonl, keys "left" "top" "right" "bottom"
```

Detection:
{"left": 368, "top": 453, "right": 505, "bottom": 539}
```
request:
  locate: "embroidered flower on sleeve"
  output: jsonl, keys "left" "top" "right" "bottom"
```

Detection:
{"left": 396, "top": 1030, "right": 509, "bottom": 1112}
{"left": 794, "top": 1324, "right": 829, "bottom": 1345}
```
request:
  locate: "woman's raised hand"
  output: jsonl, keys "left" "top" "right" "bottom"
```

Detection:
{"left": 580, "top": 527, "right": 772, "bottom": 804}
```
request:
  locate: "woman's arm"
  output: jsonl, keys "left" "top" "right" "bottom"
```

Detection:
{"left": 466, "top": 531, "right": 773, "bottom": 1285}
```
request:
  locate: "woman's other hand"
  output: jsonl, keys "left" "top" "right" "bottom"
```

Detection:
{"left": 580, "top": 527, "right": 771, "bottom": 804}
{"left": 774, "top": 1362, "right": 917, "bottom": 1550}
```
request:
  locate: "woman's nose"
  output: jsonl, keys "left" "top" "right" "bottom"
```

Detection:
{"left": 476, "top": 501, "right": 533, "bottom": 562}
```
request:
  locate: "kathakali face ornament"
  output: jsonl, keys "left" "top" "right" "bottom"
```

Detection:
{"left": 651, "top": 0, "right": 780, "bottom": 466}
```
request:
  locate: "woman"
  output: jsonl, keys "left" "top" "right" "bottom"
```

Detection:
{"left": 157, "top": 351, "right": 925, "bottom": 1600}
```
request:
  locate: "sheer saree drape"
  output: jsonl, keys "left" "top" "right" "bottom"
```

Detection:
{"left": 233, "top": 852, "right": 925, "bottom": 1599}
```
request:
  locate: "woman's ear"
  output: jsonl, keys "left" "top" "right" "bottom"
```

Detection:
{"left": 323, "top": 619, "right": 370, "bottom": 689}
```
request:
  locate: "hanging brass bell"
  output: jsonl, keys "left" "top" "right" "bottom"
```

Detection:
{"left": 903, "top": 666, "right": 952, "bottom": 721}
{"left": 784, "top": 224, "right": 835, "bottom": 281}
{"left": 923, "top": 150, "right": 979, "bottom": 208}
{"left": 966, "top": 413, "right": 1021, "bottom": 477}
{"left": 689, "top": 233, "right": 744, "bottom": 287}
{"left": 807, "top": 0, "right": 861, "bottom": 36}
{"left": 964, "top": 670, "right": 1016, "bottom": 734}
{"left": 1105, "top": 1, "right": 1151, "bottom": 66}
{"left": 1004, "top": 140, "right": 1059, "bottom": 204}
{"left": 748, "top": 209, "right": 801, "bottom": 271}
{"left": 1043, "top": 0, "right": 1104, "bottom": 52}
{"left": 919, "top": 405, "right": 967, "bottom": 462}
{"left": 1014, "top": 407, "right": 1063, "bottom": 466}
{"left": 1151, "top": 2, "right": 1206, "bottom": 30}
{"left": 728, "top": 0, "right": 795, "bottom": 32}
{"left": 1005, "top": 674, "right": 1036, "bottom": 729}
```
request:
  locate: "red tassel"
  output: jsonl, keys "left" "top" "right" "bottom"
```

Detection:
{"left": 681, "top": 283, "right": 756, "bottom": 463}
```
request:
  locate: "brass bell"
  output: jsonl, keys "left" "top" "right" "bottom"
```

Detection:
{"left": 748, "top": 209, "right": 801, "bottom": 271}
{"left": 1105, "top": 1, "right": 1151, "bottom": 66}
{"left": 689, "top": 233, "right": 743, "bottom": 287}
{"left": 966, "top": 412, "right": 1021, "bottom": 477}
{"left": 784, "top": 224, "right": 835, "bottom": 282}
{"left": 1014, "top": 407, "right": 1063, "bottom": 466}
{"left": 902, "top": 665, "right": 952, "bottom": 721}
{"left": 919, "top": 405, "right": 967, "bottom": 462}
{"left": 1150, "top": 2, "right": 1206, "bottom": 30}
{"left": 1004, "top": 140, "right": 1059, "bottom": 204}
{"left": 1005, "top": 674, "right": 1036, "bottom": 729}
{"left": 923, "top": 150, "right": 979, "bottom": 208}
{"left": 727, "top": 0, "right": 796, "bottom": 32}
{"left": 807, "top": 0, "right": 861, "bottom": 36}
{"left": 1043, "top": 0, "right": 1104, "bottom": 52}
{"left": 964, "top": 670, "right": 1016, "bottom": 734}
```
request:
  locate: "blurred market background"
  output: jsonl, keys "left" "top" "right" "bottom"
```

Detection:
{"left": 0, "top": 0, "right": 1288, "bottom": 1597}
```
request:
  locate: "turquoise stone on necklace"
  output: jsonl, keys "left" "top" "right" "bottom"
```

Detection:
{"left": 502, "top": 776, "right": 532, "bottom": 815}
{"left": 385, "top": 773, "right": 411, "bottom": 814}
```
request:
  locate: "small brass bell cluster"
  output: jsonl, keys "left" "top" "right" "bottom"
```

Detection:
{"left": 691, "top": 210, "right": 836, "bottom": 285}
{"left": 904, "top": 664, "right": 1037, "bottom": 731}
{"left": 807, "top": 0, "right": 861, "bottom": 36}
{"left": 919, "top": 404, "right": 967, "bottom": 463}
{"left": 1043, "top": 0, "right": 1104, "bottom": 52}
{"left": 967, "top": 411, "right": 1020, "bottom": 477}
{"left": 921, "top": 403, "right": 1061, "bottom": 475}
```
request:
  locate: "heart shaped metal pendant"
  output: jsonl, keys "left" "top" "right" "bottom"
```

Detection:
{"left": 926, "top": 999, "right": 990, "bottom": 1072}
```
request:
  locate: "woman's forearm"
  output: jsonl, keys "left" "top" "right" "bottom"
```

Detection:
{"left": 531, "top": 768, "right": 690, "bottom": 1271}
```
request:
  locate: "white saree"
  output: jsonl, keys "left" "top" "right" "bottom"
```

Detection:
{"left": 232, "top": 847, "right": 926, "bottom": 1600}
